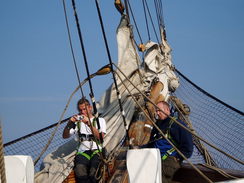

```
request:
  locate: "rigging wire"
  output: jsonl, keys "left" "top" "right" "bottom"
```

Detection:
{"left": 142, "top": 0, "right": 150, "bottom": 40}
{"left": 62, "top": 0, "right": 84, "bottom": 97}
{"left": 169, "top": 98, "right": 239, "bottom": 179}
{"left": 33, "top": 0, "right": 88, "bottom": 165}
{"left": 154, "top": 0, "right": 162, "bottom": 41}
{"left": 144, "top": 0, "right": 160, "bottom": 43}
{"left": 113, "top": 63, "right": 244, "bottom": 166}
{"left": 93, "top": 0, "right": 130, "bottom": 143}
{"left": 124, "top": 0, "right": 130, "bottom": 23}
{"left": 158, "top": 0, "right": 165, "bottom": 28}
{"left": 71, "top": 0, "right": 104, "bottom": 145}
{"left": 154, "top": 1, "right": 161, "bottom": 29}
{"left": 33, "top": 75, "right": 83, "bottom": 165}
{"left": 114, "top": 68, "right": 213, "bottom": 183}
{"left": 127, "top": 0, "right": 143, "bottom": 44}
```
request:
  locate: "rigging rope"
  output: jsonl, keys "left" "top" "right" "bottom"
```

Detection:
{"left": 142, "top": 0, "right": 150, "bottom": 40}
{"left": 71, "top": 0, "right": 104, "bottom": 146}
{"left": 4, "top": 65, "right": 243, "bottom": 173}
{"left": 168, "top": 97, "right": 241, "bottom": 179}
{"left": 114, "top": 69, "right": 213, "bottom": 183}
{"left": 94, "top": 0, "right": 130, "bottom": 143}
{"left": 144, "top": 0, "right": 160, "bottom": 44}
{"left": 65, "top": 0, "right": 104, "bottom": 163}
{"left": 62, "top": 0, "right": 85, "bottom": 97}
{"left": 113, "top": 63, "right": 244, "bottom": 166}
{"left": 169, "top": 97, "right": 217, "bottom": 166}
{"left": 127, "top": 0, "right": 143, "bottom": 44}
{"left": 34, "top": 64, "right": 111, "bottom": 166}
{"left": 33, "top": 78, "right": 83, "bottom": 165}
{"left": 154, "top": 0, "right": 162, "bottom": 40}
{"left": 124, "top": 0, "right": 130, "bottom": 23}
{"left": 154, "top": 0, "right": 166, "bottom": 42}
{"left": 200, "top": 164, "right": 239, "bottom": 179}
{"left": 158, "top": 0, "right": 165, "bottom": 28}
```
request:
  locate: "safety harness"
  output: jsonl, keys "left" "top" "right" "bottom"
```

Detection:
{"left": 161, "top": 117, "right": 178, "bottom": 161}
{"left": 76, "top": 149, "right": 102, "bottom": 160}
{"left": 76, "top": 118, "right": 102, "bottom": 160}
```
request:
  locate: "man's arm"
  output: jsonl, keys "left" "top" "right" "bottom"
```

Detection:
{"left": 173, "top": 122, "right": 193, "bottom": 160}
{"left": 179, "top": 129, "right": 193, "bottom": 159}
{"left": 88, "top": 124, "right": 105, "bottom": 140}
{"left": 62, "top": 120, "right": 76, "bottom": 139}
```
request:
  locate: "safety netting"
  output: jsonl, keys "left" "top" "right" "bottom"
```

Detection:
{"left": 3, "top": 70, "right": 244, "bottom": 172}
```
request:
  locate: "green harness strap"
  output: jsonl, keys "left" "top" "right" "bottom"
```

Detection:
{"left": 162, "top": 117, "right": 178, "bottom": 161}
{"left": 76, "top": 149, "right": 102, "bottom": 160}
{"left": 162, "top": 147, "right": 176, "bottom": 160}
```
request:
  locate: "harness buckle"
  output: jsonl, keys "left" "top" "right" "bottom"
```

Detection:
{"left": 79, "top": 133, "right": 94, "bottom": 141}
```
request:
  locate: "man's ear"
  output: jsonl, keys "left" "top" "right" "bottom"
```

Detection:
{"left": 166, "top": 107, "right": 170, "bottom": 115}
{"left": 89, "top": 105, "right": 93, "bottom": 111}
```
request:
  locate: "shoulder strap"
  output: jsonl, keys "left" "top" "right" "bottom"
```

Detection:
{"left": 166, "top": 117, "right": 177, "bottom": 146}
{"left": 77, "top": 121, "right": 81, "bottom": 131}
{"left": 92, "top": 118, "right": 97, "bottom": 127}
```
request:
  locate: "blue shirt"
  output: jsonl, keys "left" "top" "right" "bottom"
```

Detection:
{"left": 150, "top": 117, "right": 193, "bottom": 160}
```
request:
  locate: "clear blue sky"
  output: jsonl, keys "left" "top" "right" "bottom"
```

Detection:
{"left": 0, "top": 0, "right": 243, "bottom": 143}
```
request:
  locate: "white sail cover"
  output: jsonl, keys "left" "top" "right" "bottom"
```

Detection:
{"left": 98, "top": 14, "right": 142, "bottom": 152}
{"left": 143, "top": 35, "right": 179, "bottom": 101}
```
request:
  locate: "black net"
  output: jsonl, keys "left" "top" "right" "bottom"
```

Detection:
{"left": 4, "top": 71, "right": 244, "bottom": 172}
{"left": 4, "top": 121, "right": 70, "bottom": 172}
{"left": 175, "top": 70, "right": 244, "bottom": 171}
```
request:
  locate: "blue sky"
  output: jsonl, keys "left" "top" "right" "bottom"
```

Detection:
{"left": 0, "top": 0, "right": 243, "bottom": 143}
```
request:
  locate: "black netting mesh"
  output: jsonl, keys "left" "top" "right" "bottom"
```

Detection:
{"left": 4, "top": 122, "right": 70, "bottom": 172}
{"left": 175, "top": 70, "right": 244, "bottom": 171}
{"left": 4, "top": 71, "right": 244, "bottom": 172}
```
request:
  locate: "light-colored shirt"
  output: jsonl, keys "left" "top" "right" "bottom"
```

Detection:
{"left": 69, "top": 117, "right": 106, "bottom": 152}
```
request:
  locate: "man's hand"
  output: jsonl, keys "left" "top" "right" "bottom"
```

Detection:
{"left": 70, "top": 115, "right": 80, "bottom": 122}
{"left": 70, "top": 115, "right": 91, "bottom": 127}
{"left": 80, "top": 115, "right": 90, "bottom": 126}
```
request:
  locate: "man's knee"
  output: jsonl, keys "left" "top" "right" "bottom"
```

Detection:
{"left": 162, "top": 157, "right": 180, "bottom": 179}
{"left": 74, "top": 164, "right": 88, "bottom": 178}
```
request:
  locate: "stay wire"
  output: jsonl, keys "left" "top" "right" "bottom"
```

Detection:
{"left": 142, "top": 0, "right": 150, "bottom": 40}
{"left": 144, "top": 0, "right": 160, "bottom": 44}
{"left": 113, "top": 68, "right": 213, "bottom": 183}
{"left": 94, "top": 0, "right": 130, "bottom": 143}
{"left": 154, "top": 0, "right": 162, "bottom": 41}
{"left": 113, "top": 63, "right": 244, "bottom": 166}
{"left": 124, "top": 0, "right": 131, "bottom": 24}
{"left": 127, "top": 0, "right": 143, "bottom": 43}
{"left": 154, "top": 0, "right": 160, "bottom": 27}
{"left": 34, "top": 0, "right": 87, "bottom": 166}
{"left": 158, "top": 0, "right": 165, "bottom": 28}
{"left": 62, "top": 0, "right": 84, "bottom": 97}
{"left": 71, "top": 0, "right": 104, "bottom": 145}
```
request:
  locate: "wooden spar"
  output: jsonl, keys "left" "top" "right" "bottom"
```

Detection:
{"left": 128, "top": 81, "right": 164, "bottom": 146}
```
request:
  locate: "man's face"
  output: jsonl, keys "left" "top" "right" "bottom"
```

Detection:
{"left": 78, "top": 103, "right": 92, "bottom": 117}
{"left": 156, "top": 103, "right": 170, "bottom": 120}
